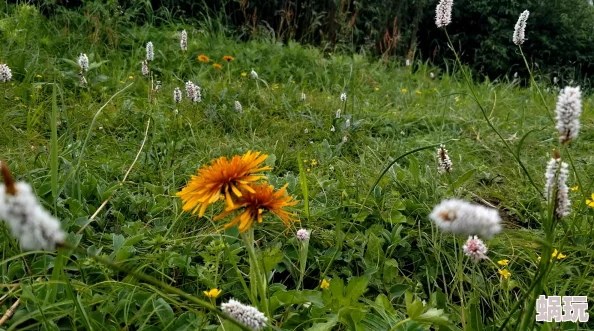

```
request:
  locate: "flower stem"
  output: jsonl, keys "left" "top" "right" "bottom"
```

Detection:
{"left": 242, "top": 228, "right": 271, "bottom": 319}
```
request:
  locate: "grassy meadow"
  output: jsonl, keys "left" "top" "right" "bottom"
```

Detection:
{"left": 0, "top": 3, "right": 593, "bottom": 330}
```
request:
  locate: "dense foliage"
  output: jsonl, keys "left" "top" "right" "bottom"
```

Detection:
{"left": 30, "top": 0, "right": 594, "bottom": 86}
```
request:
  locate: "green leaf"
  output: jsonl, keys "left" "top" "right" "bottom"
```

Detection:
{"left": 405, "top": 292, "right": 424, "bottom": 319}
{"left": 262, "top": 241, "right": 284, "bottom": 273}
{"left": 270, "top": 290, "right": 324, "bottom": 311}
{"left": 153, "top": 297, "right": 174, "bottom": 327}
{"left": 447, "top": 169, "right": 476, "bottom": 194}
{"left": 306, "top": 314, "right": 339, "bottom": 331}
{"left": 345, "top": 275, "right": 369, "bottom": 304}
{"left": 415, "top": 308, "right": 450, "bottom": 325}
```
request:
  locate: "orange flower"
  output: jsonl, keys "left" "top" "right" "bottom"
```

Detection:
{"left": 176, "top": 151, "right": 272, "bottom": 217}
{"left": 223, "top": 55, "right": 235, "bottom": 62}
{"left": 214, "top": 182, "right": 299, "bottom": 233}
{"left": 213, "top": 63, "right": 222, "bottom": 70}
{"left": 198, "top": 55, "right": 210, "bottom": 63}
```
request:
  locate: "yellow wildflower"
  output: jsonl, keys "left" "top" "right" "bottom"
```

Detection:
{"left": 571, "top": 186, "right": 579, "bottom": 191}
{"left": 375, "top": 87, "right": 380, "bottom": 91}
{"left": 241, "top": 72, "right": 247, "bottom": 77}
{"left": 213, "top": 63, "right": 223, "bottom": 70}
{"left": 320, "top": 279, "right": 330, "bottom": 289}
{"left": 128, "top": 75, "right": 134, "bottom": 79}
{"left": 586, "top": 194, "right": 594, "bottom": 208}
{"left": 307, "top": 168, "right": 310, "bottom": 172}
{"left": 203, "top": 288, "right": 222, "bottom": 298}
{"left": 497, "top": 259, "right": 509, "bottom": 267}
{"left": 222, "top": 55, "right": 235, "bottom": 62}
{"left": 498, "top": 269, "right": 511, "bottom": 280}
{"left": 120, "top": 81, "right": 125, "bottom": 84}
{"left": 552, "top": 249, "right": 566, "bottom": 260}
{"left": 455, "top": 97, "right": 461, "bottom": 103}
{"left": 35, "top": 74, "right": 42, "bottom": 78}
{"left": 401, "top": 88, "right": 407, "bottom": 93}
{"left": 36, "top": 85, "right": 41, "bottom": 89}
{"left": 198, "top": 55, "right": 210, "bottom": 63}
{"left": 311, "top": 160, "right": 317, "bottom": 166}
{"left": 416, "top": 90, "right": 421, "bottom": 95}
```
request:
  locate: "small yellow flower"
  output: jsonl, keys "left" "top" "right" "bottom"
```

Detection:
{"left": 36, "top": 85, "right": 41, "bottom": 89}
{"left": 198, "top": 55, "right": 210, "bottom": 63}
{"left": 537, "top": 256, "right": 541, "bottom": 262}
{"left": 497, "top": 259, "right": 509, "bottom": 267}
{"left": 586, "top": 194, "right": 594, "bottom": 208}
{"left": 375, "top": 87, "right": 380, "bottom": 91}
{"left": 415, "top": 90, "right": 421, "bottom": 95}
{"left": 556, "top": 252, "right": 567, "bottom": 259}
{"left": 311, "top": 160, "right": 317, "bottom": 166}
{"left": 222, "top": 55, "right": 234, "bottom": 62}
{"left": 401, "top": 88, "right": 407, "bottom": 93}
{"left": 241, "top": 72, "right": 247, "bottom": 77}
{"left": 203, "top": 288, "right": 222, "bottom": 298}
{"left": 571, "top": 186, "right": 579, "bottom": 191}
{"left": 35, "top": 74, "right": 42, "bottom": 78}
{"left": 498, "top": 269, "right": 511, "bottom": 280}
{"left": 14, "top": 96, "right": 20, "bottom": 101}
{"left": 307, "top": 168, "right": 311, "bottom": 172}
{"left": 303, "top": 159, "right": 308, "bottom": 163}
{"left": 272, "top": 84, "right": 280, "bottom": 90}
{"left": 455, "top": 97, "right": 461, "bottom": 103}
{"left": 128, "top": 75, "right": 134, "bottom": 79}
{"left": 291, "top": 80, "right": 296, "bottom": 84}
{"left": 320, "top": 279, "right": 330, "bottom": 289}
{"left": 213, "top": 63, "right": 223, "bottom": 70}
{"left": 551, "top": 249, "right": 559, "bottom": 258}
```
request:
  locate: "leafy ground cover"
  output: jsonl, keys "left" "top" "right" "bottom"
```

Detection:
{"left": 0, "top": 3, "right": 593, "bottom": 331}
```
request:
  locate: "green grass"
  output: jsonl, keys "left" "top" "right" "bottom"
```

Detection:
{"left": 0, "top": 3, "right": 593, "bottom": 330}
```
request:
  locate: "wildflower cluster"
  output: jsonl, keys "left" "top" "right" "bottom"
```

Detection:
{"left": 78, "top": 53, "right": 88, "bottom": 85}
{"left": 176, "top": 151, "right": 298, "bottom": 233}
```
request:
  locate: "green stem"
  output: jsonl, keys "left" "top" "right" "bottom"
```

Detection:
{"left": 444, "top": 30, "right": 544, "bottom": 199}
{"left": 242, "top": 229, "right": 271, "bottom": 319}
{"left": 517, "top": 46, "right": 554, "bottom": 123}
{"left": 388, "top": 318, "right": 411, "bottom": 331}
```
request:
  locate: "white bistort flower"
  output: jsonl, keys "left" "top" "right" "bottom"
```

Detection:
{"left": 180, "top": 30, "right": 187, "bottom": 51}
{"left": 185, "top": 81, "right": 198, "bottom": 101}
{"left": 300, "top": 92, "right": 306, "bottom": 102}
{"left": 435, "top": 0, "right": 453, "bottom": 28}
{"left": 146, "top": 41, "right": 154, "bottom": 61}
{"left": 555, "top": 86, "right": 582, "bottom": 144}
{"left": 544, "top": 157, "right": 571, "bottom": 219}
{"left": 513, "top": 10, "right": 530, "bottom": 46}
{"left": 437, "top": 145, "right": 452, "bottom": 174}
{"left": 335, "top": 109, "right": 341, "bottom": 119}
{"left": 250, "top": 68, "right": 258, "bottom": 80}
{"left": 155, "top": 81, "right": 162, "bottom": 92}
{"left": 0, "top": 63, "right": 12, "bottom": 83}
{"left": 0, "top": 174, "right": 66, "bottom": 251}
{"left": 330, "top": 125, "right": 335, "bottom": 132}
{"left": 173, "top": 87, "right": 182, "bottom": 104}
{"left": 430, "top": 72, "right": 435, "bottom": 79}
{"left": 463, "top": 236, "right": 488, "bottom": 262}
{"left": 296, "top": 229, "right": 310, "bottom": 242}
{"left": 429, "top": 199, "right": 502, "bottom": 239}
{"left": 340, "top": 93, "right": 347, "bottom": 102}
{"left": 345, "top": 119, "right": 350, "bottom": 129}
{"left": 221, "top": 299, "right": 268, "bottom": 331}
{"left": 142, "top": 60, "right": 149, "bottom": 76}
{"left": 78, "top": 53, "right": 89, "bottom": 73}
{"left": 235, "top": 100, "right": 243, "bottom": 113}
